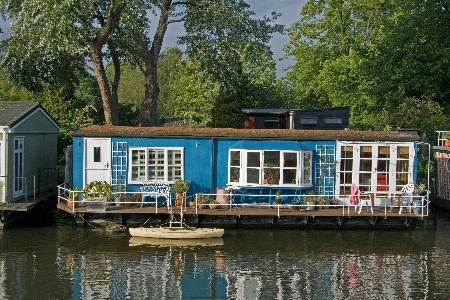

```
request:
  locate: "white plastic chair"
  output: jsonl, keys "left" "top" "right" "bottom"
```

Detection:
{"left": 350, "top": 184, "right": 373, "bottom": 214}
{"left": 399, "top": 183, "right": 414, "bottom": 214}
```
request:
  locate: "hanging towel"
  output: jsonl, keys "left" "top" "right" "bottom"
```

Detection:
{"left": 350, "top": 184, "right": 360, "bottom": 205}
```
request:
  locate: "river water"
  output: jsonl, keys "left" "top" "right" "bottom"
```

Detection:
{"left": 0, "top": 209, "right": 449, "bottom": 300}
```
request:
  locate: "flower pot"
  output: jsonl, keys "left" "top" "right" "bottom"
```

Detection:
{"left": 67, "top": 197, "right": 79, "bottom": 208}
{"left": 114, "top": 195, "right": 123, "bottom": 206}
{"left": 413, "top": 200, "right": 422, "bottom": 215}
{"left": 85, "top": 197, "right": 107, "bottom": 212}
{"left": 306, "top": 201, "right": 315, "bottom": 211}
{"left": 175, "top": 193, "right": 183, "bottom": 206}
{"left": 444, "top": 139, "right": 450, "bottom": 147}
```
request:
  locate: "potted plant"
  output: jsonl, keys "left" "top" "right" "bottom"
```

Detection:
{"left": 209, "top": 199, "right": 219, "bottom": 209}
{"left": 197, "top": 194, "right": 211, "bottom": 209}
{"left": 316, "top": 195, "right": 328, "bottom": 209}
{"left": 415, "top": 182, "right": 425, "bottom": 194}
{"left": 275, "top": 190, "right": 282, "bottom": 205}
{"left": 303, "top": 191, "right": 316, "bottom": 211}
{"left": 172, "top": 179, "right": 190, "bottom": 206}
{"left": 84, "top": 181, "right": 112, "bottom": 212}
{"left": 264, "top": 163, "right": 280, "bottom": 184}
{"left": 443, "top": 132, "right": 450, "bottom": 147}
{"left": 67, "top": 186, "right": 83, "bottom": 208}
{"left": 330, "top": 198, "right": 340, "bottom": 208}
{"left": 114, "top": 181, "right": 125, "bottom": 206}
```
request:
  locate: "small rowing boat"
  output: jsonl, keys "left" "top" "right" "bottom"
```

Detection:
{"left": 129, "top": 226, "right": 224, "bottom": 239}
{"left": 129, "top": 236, "right": 224, "bottom": 247}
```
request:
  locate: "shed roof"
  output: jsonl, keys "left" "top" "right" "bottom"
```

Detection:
{"left": 0, "top": 101, "right": 60, "bottom": 129}
{"left": 72, "top": 125, "right": 419, "bottom": 142}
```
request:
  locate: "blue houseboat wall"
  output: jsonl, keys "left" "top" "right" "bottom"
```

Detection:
{"left": 71, "top": 126, "right": 420, "bottom": 206}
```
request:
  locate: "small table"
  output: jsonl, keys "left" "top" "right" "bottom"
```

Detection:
{"left": 364, "top": 191, "right": 403, "bottom": 212}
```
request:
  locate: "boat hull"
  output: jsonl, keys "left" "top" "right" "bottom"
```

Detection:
{"left": 129, "top": 227, "right": 224, "bottom": 239}
{"left": 129, "top": 237, "right": 224, "bottom": 247}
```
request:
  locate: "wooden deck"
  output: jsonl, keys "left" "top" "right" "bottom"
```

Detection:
{"left": 56, "top": 202, "right": 425, "bottom": 218}
{"left": 0, "top": 192, "right": 54, "bottom": 211}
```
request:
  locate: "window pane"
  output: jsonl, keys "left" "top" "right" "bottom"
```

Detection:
{"left": 132, "top": 150, "right": 145, "bottom": 164}
{"left": 247, "top": 168, "right": 260, "bottom": 184}
{"left": 299, "top": 117, "right": 317, "bottom": 125}
{"left": 264, "top": 151, "right": 280, "bottom": 166}
{"left": 283, "top": 169, "right": 297, "bottom": 184}
{"left": 167, "top": 166, "right": 181, "bottom": 181}
{"left": 324, "top": 117, "right": 342, "bottom": 125}
{"left": 247, "top": 152, "right": 260, "bottom": 167}
{"left": 378, "top": 146, "right": 390, "bottom": 158}
{"left": 396, "top": 160, "right": 409, "bottom": 172}
{"left": 397, "top": 147, "right": 409, "bottom": 159}
{"left": 93, "top": 147, "right": 101, "bottom": 162}
{"left": 341, "top": 146, "right": 353, "bottom": 158}
{"left": 230, "top": 151, "right": 240, "bottom": 166}
{"left": 132, "top": 166, "right": 146, "bottom": 181}
{"left": 283, "top": 153, "right": 297, "bottom": 167}
{"left": 360, "top": 146, "right": 372, "bottom": 158}
{"left": 360, "top": 160, "right": 372, "bottom": 171}
{"left": 231, "top": 167, "right": 240, "bottom": 182}
{"left": 359, "top": 173, "right": 371, "bottom": 185}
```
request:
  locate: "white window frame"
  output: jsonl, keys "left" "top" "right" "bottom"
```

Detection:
{"left": 228, "top": 149, "right": 313, "bottom": 187}
{"left": 128, "top": 147, "right": 184, "bottom": 183}
{"left": 13, "top": 136, "right": 25, "bottom": 197}
{"left": 336, "top": 142, "right": 415, "bottom": 196}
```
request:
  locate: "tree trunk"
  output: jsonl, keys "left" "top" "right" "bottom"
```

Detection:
{"left": 90, "top": 46, "right": 119, "bottom": 125}
{"left": 88, "top": 3, "right": 123, "bottom": 125}
{"left": 135, "top": 0, "right": 172, "bottom": 127}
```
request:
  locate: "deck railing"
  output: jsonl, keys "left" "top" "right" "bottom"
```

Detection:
{"left": 1, "top": 168, "right": 58, "bottom": 202}
{"left": 57, "top": 186, "right": 429, "bottom": 218}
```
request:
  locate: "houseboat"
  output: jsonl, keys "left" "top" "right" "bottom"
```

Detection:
{"left": 58, "top": 123, "right": 428, "bottom": 228}
{"left": 0, "top": 101, "right": 60, "bottom": 228}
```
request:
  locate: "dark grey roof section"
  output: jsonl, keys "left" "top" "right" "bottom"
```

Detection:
{"left": 241, "top": 109, "right": 291, "bottom": 115}
{"left": 0, "top": 101, "right": 60, "bottom": 129}
{"left": 72, "top": 125, "right": 419, "bottom": 142}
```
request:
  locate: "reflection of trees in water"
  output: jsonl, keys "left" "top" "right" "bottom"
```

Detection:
{"left": 3, "top": 226, "right": 447, "bottom": 299}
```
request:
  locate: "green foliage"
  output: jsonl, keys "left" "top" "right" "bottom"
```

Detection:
{"left": 84, "top": 181, "right": 112, "bottom": 198}
{"left": 388, "top": 96, "right": 448, "bottom": 145}
{"left": 171, "top": 179, "right": 190, "bottom": 194}
{"left": 284, "top": 0, "right": 450, "bottom": 134}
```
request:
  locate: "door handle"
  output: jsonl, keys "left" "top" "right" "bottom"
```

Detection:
{"left": 105, "top": 162, "right": 109, "bottom": 168}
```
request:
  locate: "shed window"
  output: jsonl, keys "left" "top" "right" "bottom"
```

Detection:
{"left": 299, "top": 117, "right": 318, "bottom": 125}
{"left": 228, "top": 149, "right": 312, "bottom": 187}
{"left": 324, "top": 117, "right": 343, "bottom": 125}
{"left": 263, "top": 117, "right": 280, "bottom": 129}
{"left": 129, "top": 147, "right": 183, "bottom": 183}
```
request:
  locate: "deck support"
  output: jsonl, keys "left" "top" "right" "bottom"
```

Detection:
{"left": 369, "top": 216, "right": 378, "bottom": 226}
{"left": 336, "top": 216, "right": 344, "bottom": 227}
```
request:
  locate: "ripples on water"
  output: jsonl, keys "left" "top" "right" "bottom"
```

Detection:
{"left": 0, "top": 212, "right": 449, "bottom": 299}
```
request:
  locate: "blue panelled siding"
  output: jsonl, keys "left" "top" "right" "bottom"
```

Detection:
{"left": 71, "top": 136, "right": 419, "bottom": 205}
{"left": 72, "top": 136, "right": 337, "bottom": 204}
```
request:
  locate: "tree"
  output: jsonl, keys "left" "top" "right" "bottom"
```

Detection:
{"left": 1, "top": 0, "right": 129, "bottom": 125}
{"left": 284, "top": 0, "right": 394, "bottom": 128}
{"left": 126, "top": 0, "right": 283, "bottom": 126}
{"left": 363, "top": 0, "right": 450, "bottom": 112}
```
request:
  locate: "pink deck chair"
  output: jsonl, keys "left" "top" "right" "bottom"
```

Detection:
{"left": 350, "top": 184, "right": 373, "bottom": 214}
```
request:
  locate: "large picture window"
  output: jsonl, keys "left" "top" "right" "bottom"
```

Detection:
{"left": 129, "top": 147, "right": 183, "bottom": 183}
{"left": 228, "top": 149, "right": 312, "bottom": 187}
